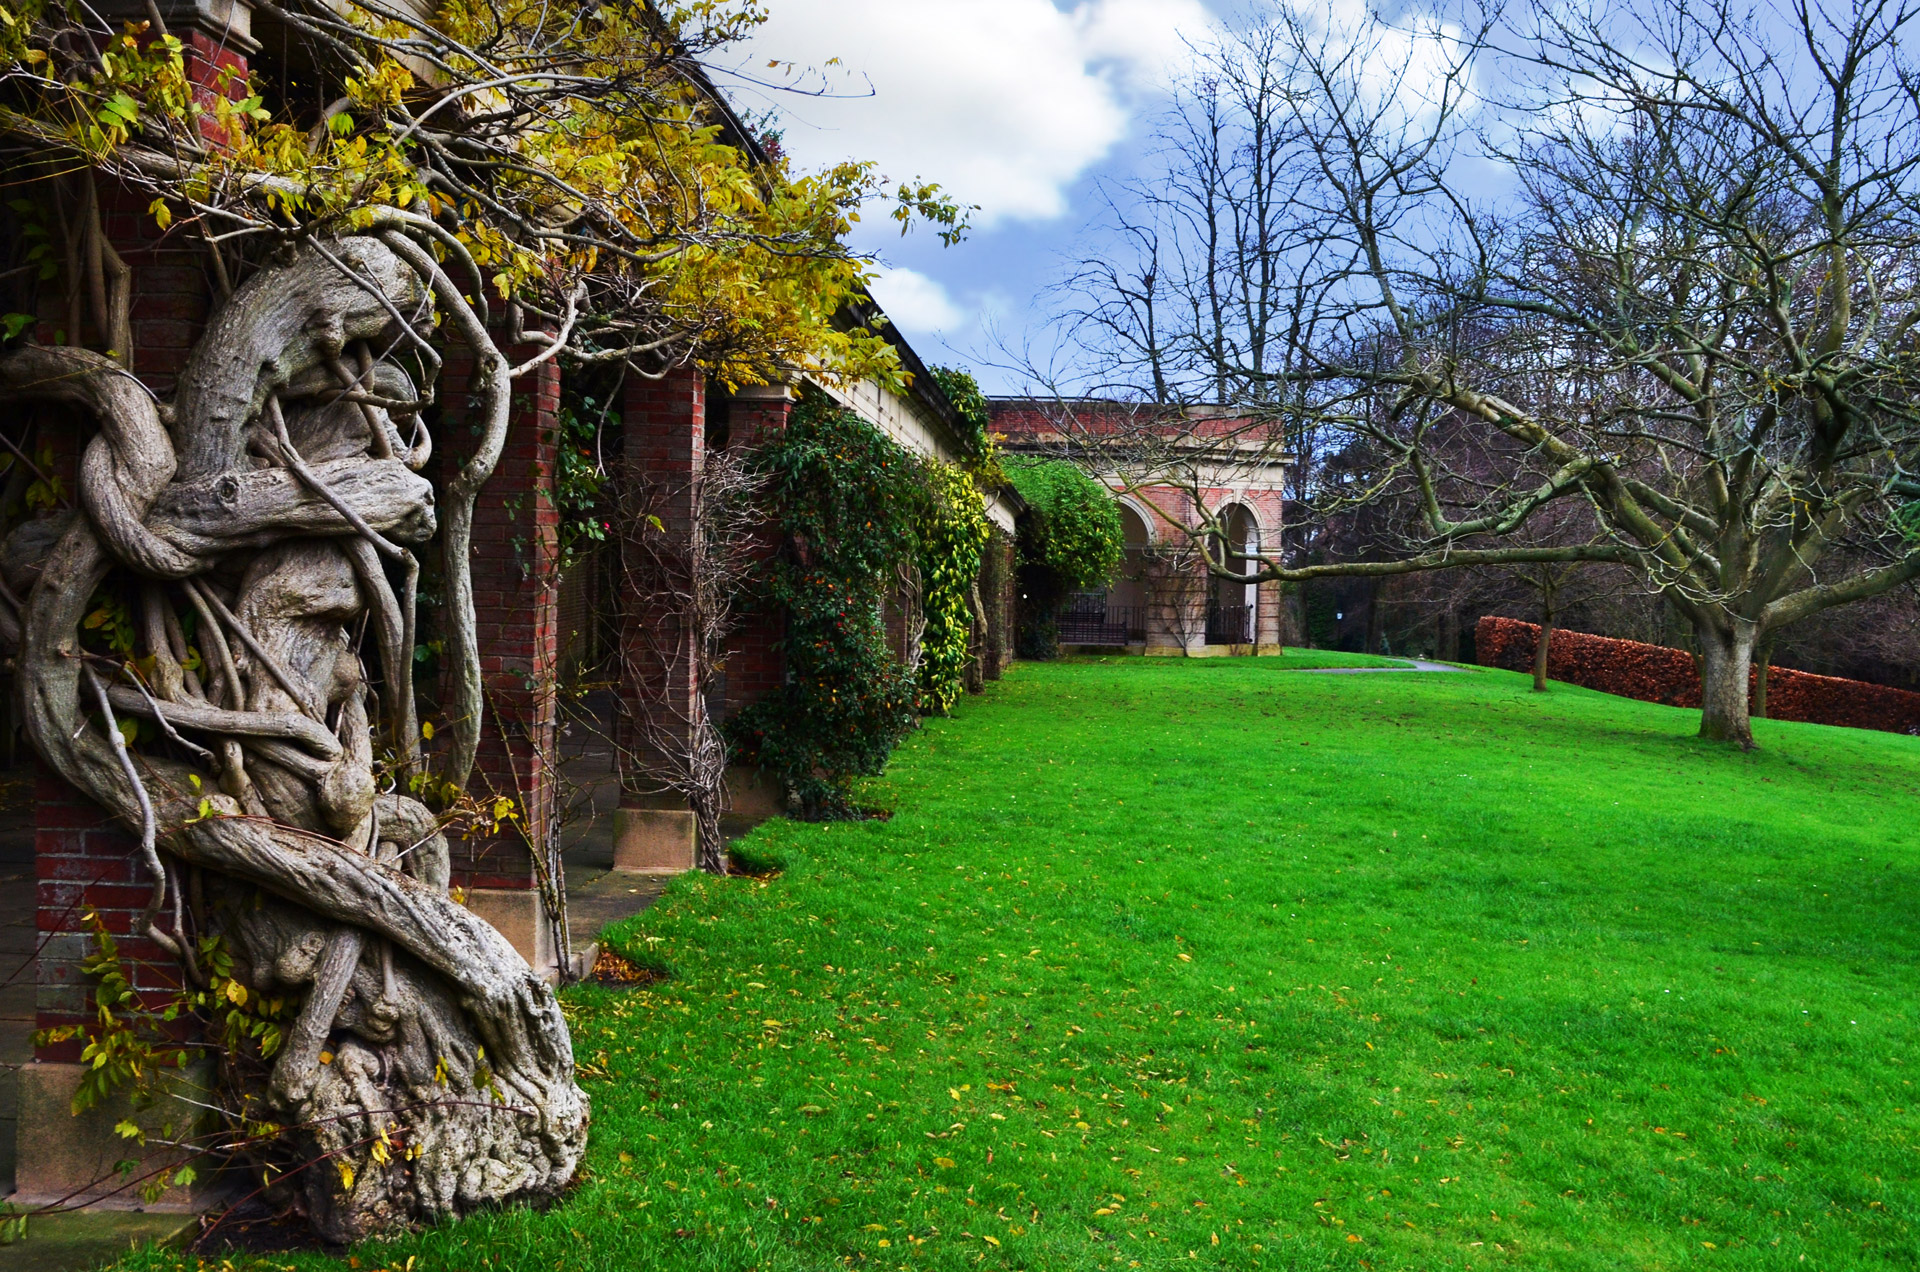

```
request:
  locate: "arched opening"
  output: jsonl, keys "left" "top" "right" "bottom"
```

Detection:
{"left": 1110, "top": 503, "right": 1150, "bottom": 613}
{"left": 1207, "top": 504, "right": 1259, "bottom": 645}
{"left": 1058, "top": 498, "right": 1151, "bottom": 646}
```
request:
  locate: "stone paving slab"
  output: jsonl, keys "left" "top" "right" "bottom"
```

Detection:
{"left": 1293, "top": 659, "right": 1472, "bottom": 674}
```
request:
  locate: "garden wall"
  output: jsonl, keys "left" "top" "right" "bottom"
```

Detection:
{"left": 1475, "top": 616, "right": 1920, "bottom": 736}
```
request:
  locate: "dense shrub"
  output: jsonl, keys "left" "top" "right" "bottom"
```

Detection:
{"left": 1476, "top": 616, "right": 1920, "bottom": 735}
{"left": 727, "top": 392, "right": 925, "bottom": 817}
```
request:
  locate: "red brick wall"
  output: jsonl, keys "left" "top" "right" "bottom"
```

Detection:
{"left": 1475, "top": 616, "right": 1920, "bottom": 736}
{"left": 438, "top": 349, "right": 562, "bottom": 890}
{"left": 30, "top": 178, "right": 213, "bottom": 1060}
{"left": 32, "top": 768, "right": 188, "bottom": 1061}
{"left": 717, "top": 394, "right": 790, "bottom": 718}
{"left": 615, "top": 369, "right": 704, "bottom": 792}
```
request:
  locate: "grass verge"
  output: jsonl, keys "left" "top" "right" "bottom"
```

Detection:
{"left": 126, "top": 655, "right": 1918, "bottom": 1270}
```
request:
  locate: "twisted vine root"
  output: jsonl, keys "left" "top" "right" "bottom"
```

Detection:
{"left": 0, "top": 238, "right": 586, "bottom": 1241}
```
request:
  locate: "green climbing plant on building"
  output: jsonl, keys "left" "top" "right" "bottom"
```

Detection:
{"left": 917, "top": 460, "right": 989, "bottom": 714}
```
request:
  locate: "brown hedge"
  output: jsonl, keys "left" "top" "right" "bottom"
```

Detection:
{"left": 1474, "top": 615, "right": 1920, "bottom": 736}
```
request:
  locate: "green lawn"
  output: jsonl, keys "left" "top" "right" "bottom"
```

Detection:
{"left": 140, "top": 655, "right": 1920, "bottom": 1270}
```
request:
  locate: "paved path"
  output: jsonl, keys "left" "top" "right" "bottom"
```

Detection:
{"left": 1294, "top": 659, "right": 1471, "bottom": 674}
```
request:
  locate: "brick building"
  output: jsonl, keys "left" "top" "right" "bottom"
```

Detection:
{"left": 0, "top": 0, "right": 1015, "bottom": 1207}
{"left": 990, "top": 398, "right": 1289, "bottom": 655}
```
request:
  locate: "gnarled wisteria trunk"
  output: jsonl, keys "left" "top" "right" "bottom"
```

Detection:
{"left": 0, "top": 236, "right": 587, "bottom": 1241}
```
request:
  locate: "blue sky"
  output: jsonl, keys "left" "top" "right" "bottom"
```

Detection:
{"left": 721, "top": 0, "right": 1222, "bottom": 393}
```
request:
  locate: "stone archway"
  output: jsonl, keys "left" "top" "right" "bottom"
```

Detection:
{"left": 1207, "top": 504, "right": 1259, "bottom": 645}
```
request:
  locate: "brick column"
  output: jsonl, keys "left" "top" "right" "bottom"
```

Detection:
{"left": 20, "top": 88, "right": 238, "bottom": 1200}
{"left": 1252, "top": 490, "right": 1287, "bottom": 654}
{"left": 713, "top": 387, "right": 792, "bottom": 821}
{"left": 609, "top": 368, "right": 705, "bottom": 870}
{"left": 718, "top": 385, "right": 790, "bottom": 718}
{"left": 980, "top": 526, "right": 1014, "bottom": 680}
{"left": 436, "top": 347, "right": 564, "bottom": 974}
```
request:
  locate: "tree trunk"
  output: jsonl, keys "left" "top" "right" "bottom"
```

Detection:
{"left": 0, "top": 240, "right": 587, "bottom": 1243}
{"left": 1364, "top": 579, "right": 1384, "bottom": 656}
{"left": 1695, "top": 621, "right": 1757, "bottom": 748}
{"left": 1753, "top": 639, "right": 1775, "bottom": 720}
{"left": 1532, "top": 610, "right": 1554, "bottom": 692}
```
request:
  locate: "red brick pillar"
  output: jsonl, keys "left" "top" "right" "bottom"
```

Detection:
{"left": 31, "top": 771, "right": 181, "bottom": 1059}
{"left": 717, "top": 386, "right": 791, "bottom": 727}
{"left": 435, "top": 347, "right": 564, "bottom": 973}
{"left": 22, "top": 119, "right": 234, "bottom": 1201}
{"left": 726, "top": 384, "right": 793, "bottom": 450}
{"left": 608, "top": 369, "right": 705, "bottom": 870}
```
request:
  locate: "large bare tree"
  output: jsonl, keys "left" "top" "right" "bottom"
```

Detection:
{"left": 1051, "top": 0, "right": 1920, "bottom": 747}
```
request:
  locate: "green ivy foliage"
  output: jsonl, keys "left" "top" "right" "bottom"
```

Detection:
{"left": 1896, "top": 475, "right": 1920, "bottom": 540}
{"left": 727, "top": 391, "right": 926, "bottom": 817}
{"left": 929, "top": 365, "right": 1000, "bottom": 479}
{"left": 1004, "top": 457, "right": 1124, "bottom": 593}
{"left": 554, "top": 395, "right": 611, "bottom": 574}
{"left": 918, "top": 460, "right": 989, "bottom": 715}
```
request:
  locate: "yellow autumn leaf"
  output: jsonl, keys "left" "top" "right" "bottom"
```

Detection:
{"left": 933, "top": 1156, "right": 955, "bottom": 1169}
{"left": 224, "top": 980, "right": 247, "bottom": 1007}
{"left": 421, "top": 721, "right": 434, "bottom": 739}
{"left": 336, "top": 1160, "right": 355, "bottom": 1190}
{"left": 982, "top": 1235, "right": 1001, "bottom": 1247}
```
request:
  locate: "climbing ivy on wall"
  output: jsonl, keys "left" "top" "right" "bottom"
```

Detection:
{"left": 1005, "top": 457, "right": 1124, "bottom": 591}
{"left": 1004, "top": 457, "right": 1125, "bottom": 658}
{"left": 929, "top": 365, "right": 997, "bottom": 475}
{"left": 727, "top": 390, "right": 926, "bottom": 817}
{"left": 918, "top": 460, "right": 989, "bottom": 715}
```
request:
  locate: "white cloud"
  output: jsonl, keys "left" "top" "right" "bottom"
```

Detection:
{"left": 730, "top": 0, "right": 1215, "bottom": 228}
{"left": 868, "top": 266, "right": 969, "bottom": 333}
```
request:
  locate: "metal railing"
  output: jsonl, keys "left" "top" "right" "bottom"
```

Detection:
{"left": 1205, "top": 604, "right": 1253, "bottom": 645}
{"left": 1058, "top": 598, "right": 1145, "bottom": 646}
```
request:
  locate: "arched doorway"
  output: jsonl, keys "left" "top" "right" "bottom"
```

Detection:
{"left": 1111, "top": 502, "right": 1150, "bottom": 613}
{"left": 1058, "top": 500, "right": 1151, "bottom": 646}
{"left": 1207, "top": 504, "right": 1258, "bottom": 644}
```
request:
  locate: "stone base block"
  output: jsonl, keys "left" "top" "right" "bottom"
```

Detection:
{"left": 12, "top": 1061, "right": 210, "bottom": 1210}
{"left": 465, "top": 888, "right": 559, "bottom": 982}
{"left": 1256, "top": 643, "right": 1286, "bottom": 656}
{"left": 612, "top": 808, "right": 695, "bottom": 875}
{"left": 725, "top": 765, "right": 786, "bottom": 821}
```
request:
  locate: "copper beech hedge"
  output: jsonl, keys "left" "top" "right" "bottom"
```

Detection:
{"left": 1474, "top": 616, "right": 1920, "bottom": 736}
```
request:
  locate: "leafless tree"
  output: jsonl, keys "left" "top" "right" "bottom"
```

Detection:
{"left": 1050, "top": 0, "right": 1920, "bottom": 747}
{"left": 605, "top": 448, "right": 765, "bottom": 874}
